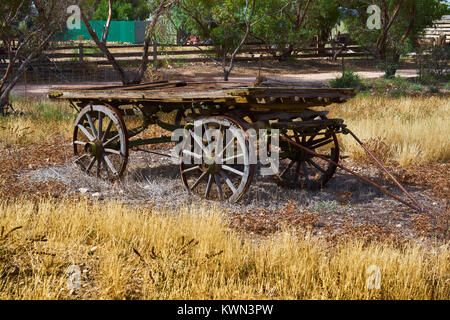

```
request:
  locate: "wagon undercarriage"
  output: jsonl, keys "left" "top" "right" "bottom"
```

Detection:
{"left": 49, "top": 80, "right": 424, "bottom": 212}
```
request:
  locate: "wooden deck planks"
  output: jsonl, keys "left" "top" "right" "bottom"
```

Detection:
{"left": 48, "top": 81, "right": 355, "bottom": 105}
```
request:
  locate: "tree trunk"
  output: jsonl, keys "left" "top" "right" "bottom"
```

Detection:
{"left": 79, "top": 10, "right": 133, "bottom": 85}
{"left": 385, "top": 53, "right": 400, "bottom": 78}
{"left": 0, "top": 93, "right": 10, "bottom": 115}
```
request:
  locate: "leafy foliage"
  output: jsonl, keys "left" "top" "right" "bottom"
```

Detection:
{"left": 329, "top": 69, "right": 363, "bottom": 89}
{"left": 85, "top": 0, "right": 152, "bottom": 21}
{"left": 341, "top": 0, "right": 448, "bottom": 77}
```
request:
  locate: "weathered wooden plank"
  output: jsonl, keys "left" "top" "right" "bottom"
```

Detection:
{"left": 48, "top": 81, "right": 355, "bottom": 110}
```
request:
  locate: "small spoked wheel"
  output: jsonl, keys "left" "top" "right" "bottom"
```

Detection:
{"left": 278, "top": 117, "right": 339, "bottom": 190}
{"left": 180, "top": 116, "right": 255, "bottom": 202}
{"left": 73, "top": 104, "right": 129, "bottom": 179}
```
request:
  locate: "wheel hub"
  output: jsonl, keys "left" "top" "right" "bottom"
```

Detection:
{"left": 199, "top": 162, "right": 222, "bottom": 174}
{"left": 85, "top": 141, "right": 104, "bottom": 159}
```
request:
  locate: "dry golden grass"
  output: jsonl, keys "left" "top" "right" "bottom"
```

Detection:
{"left": 330, "top": 95, "right": 450, "bottom": 167}
{"left": 1, "top": 95, "right": 449, "bottom": 300}
{"left": 0, "top": 199, "right": 448, "bottom": 300}
{"left": 0, "top": 98, "right": 73, "bottom": 147}
{"left": 3, "top": 95, "right": 448, "bottom": 167}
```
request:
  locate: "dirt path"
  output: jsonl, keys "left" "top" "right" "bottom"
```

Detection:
{"left": 11, "top": 69, "right": 418, "bottom": 98}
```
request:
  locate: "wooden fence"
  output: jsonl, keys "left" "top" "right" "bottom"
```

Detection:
{"left": 0, "top": 41, "right": 372, "bottom": 84}
{"left": 43, "top": 41, "right": 371, "bottom": 65}
{"left": 1, "top": 41, "right": 371, "bottom": 67}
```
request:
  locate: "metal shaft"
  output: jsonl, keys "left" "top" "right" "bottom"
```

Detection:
{"left": 280, "top": 134, "right": 424, "bottom": 213}
{"left": 346, "top": 130, "right": 425, "bottom": 212}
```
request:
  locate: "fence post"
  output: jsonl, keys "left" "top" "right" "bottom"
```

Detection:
{"left": 152, "top": 44, "right": 158, "bottom": 69}
{"left": 78, "top": 43, "right": 84, "bottom": 62}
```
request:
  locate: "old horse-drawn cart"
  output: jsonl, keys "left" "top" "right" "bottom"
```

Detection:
{"left": 48, "top": 80, "right": 424, "bottom": 211}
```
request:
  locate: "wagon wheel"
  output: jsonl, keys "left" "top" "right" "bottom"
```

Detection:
{"left": 277, "top": 116, "right": 339, "bottom": 189}
{"left": 73, "top": 104, "right": 129, "bottom": 179}
{"left": 180, "top": 116, "right": 255, "bottom": 202}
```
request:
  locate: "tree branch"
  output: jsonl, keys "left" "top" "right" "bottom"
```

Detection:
{"left": 102, "top": 0, "right": 112, "bottom": 44}
{"left": 78, "top": 1, "right": 130, "bottom": 84}
{"left": 136, "top": 0, "right": 176, "bottom": 83}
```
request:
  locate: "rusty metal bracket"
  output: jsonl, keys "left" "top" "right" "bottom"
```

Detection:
{"left": 280, "top": 131, "right": 425, "bottom": 213}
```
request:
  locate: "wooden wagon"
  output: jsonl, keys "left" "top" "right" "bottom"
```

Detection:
{"left": 48, "top": 80, "right": 423, "bottom": 211}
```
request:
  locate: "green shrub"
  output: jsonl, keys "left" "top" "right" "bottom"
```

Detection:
{"left": 329, "top": 69, "right": 363, "bottom": 89}
{"left": 34, "top": 103, "right": 74, "bottom": 121}
{"left": 409, "top": 83, "right": 425, "bottom": 91}
{"left": 389, "top": 89, "right": 406, "bottom": 98}
{"left": 427, "top": 86, "right": 440, "bottom": 94}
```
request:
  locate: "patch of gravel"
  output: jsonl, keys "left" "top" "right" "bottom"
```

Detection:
{"left": 22, "top": 148, "right": 446, "bottom": 232}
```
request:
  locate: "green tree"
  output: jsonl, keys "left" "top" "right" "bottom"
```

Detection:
{"left": 176, "top": 0, "right": 259, "bottom": 80}
{"left": 0, "top": 0, "right": 70, "bottom": 111}
{"left": 246, "top": 0, "right": 341, "bottom": 61}
{"left": 79, "top": 0, "right": 177, "bottom": 84}
{"left": 307, "top": 0, "right": 341, "bottom": 50}
{"left": 89, "top": 0, "right": 152, "bottom": 21}
{"left": 342, "top": 0, "right": 448, "bottom": 77}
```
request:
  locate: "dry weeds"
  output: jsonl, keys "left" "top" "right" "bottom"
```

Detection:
{"left": 330, "top": 95, "right": 450, "bottom": 166}
{"left": 0, "top": 94, "right": 449, "bottom": 300}
{"left": 0, "top": 199, "right": 448, "bottom": 300}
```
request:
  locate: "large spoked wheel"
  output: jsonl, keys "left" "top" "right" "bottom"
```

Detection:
{"left": 180, "top": 116, "right": 255, "bottom": 202}
{"left": 277, "top": 117, "right": 339, "bottom": 190}
{"left": 73, "top": 104, "right": 129, "bottom": 179}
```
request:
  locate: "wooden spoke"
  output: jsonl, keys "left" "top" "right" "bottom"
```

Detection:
{"left": 220, "top": 171, "right": 237, "bottom": 194}
{"left": 215, "top": 175, "right": 223, "bottom": 200}
{"left": 215, "top": 136, "right": 236, "bottom": 160}
{"left": 222, "top": 165, "right": 244, "bottom": 177}
{"left": 102, "top": 119, "right": 114, "bottom": 142}
{"left": 98, "top": 111, "right": 103, "bottom": 140}
{"left": 301, "top": 161, "right": 312, "bottom": 188}
{"left": 205, "top": 174, "right": 213, "bottom": 198}
{"left": 86, "top": 113, "right": 98, "bottom": 139}
{"left": 279, "top": 159, "right": 295, "bottom": 178}
{"left": 96, "top": 158, "right": 101, "bottom": 178}
{"left": 103, "top": 155, "right": 118, "bottom": 176}
{"left": 74, "top": 141, "right": 87, "bottom": 146}
{"left": 309, "top": 139, "right": 334, "bottom": 150}
{"left": 86, "top": 157, "right": 96, "bottom": 173}
{"left": 103, "top": 134, "right": 120, "bottom": 147}
{"left": 190, "top": 172, "right": 208, "bottom": 191}
{"left": 102, "top": 157, "right": 110, "bottom": 178}
{"left": 182, "top": 166, "right": 201, "bottom": 174}
{"left": 182, "top": 149, "right": 202, "bottom": 160}
{"left": 306, "top": 159, "right": 326, "bottom": 174}
{"left": 104, "top": 148, "right": 121, "bottom": 155}
{"left": 77, "top": 124, "right": 95, "bottom": 141}
{"left": 74, "top": 154, "right": 89, "bottom": 163}
{"left": 190, "top": 130, "right": 210, "bottom": 156}
{"left": 222, "top": 153, "right": 244, "bottom": 164}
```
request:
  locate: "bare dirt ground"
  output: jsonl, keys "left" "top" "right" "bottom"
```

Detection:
{"left": 18, "top": 145, "right": 448, "bottom": 243}
{"left": 12, "top": 58, "right": 418, "bottom": 97}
